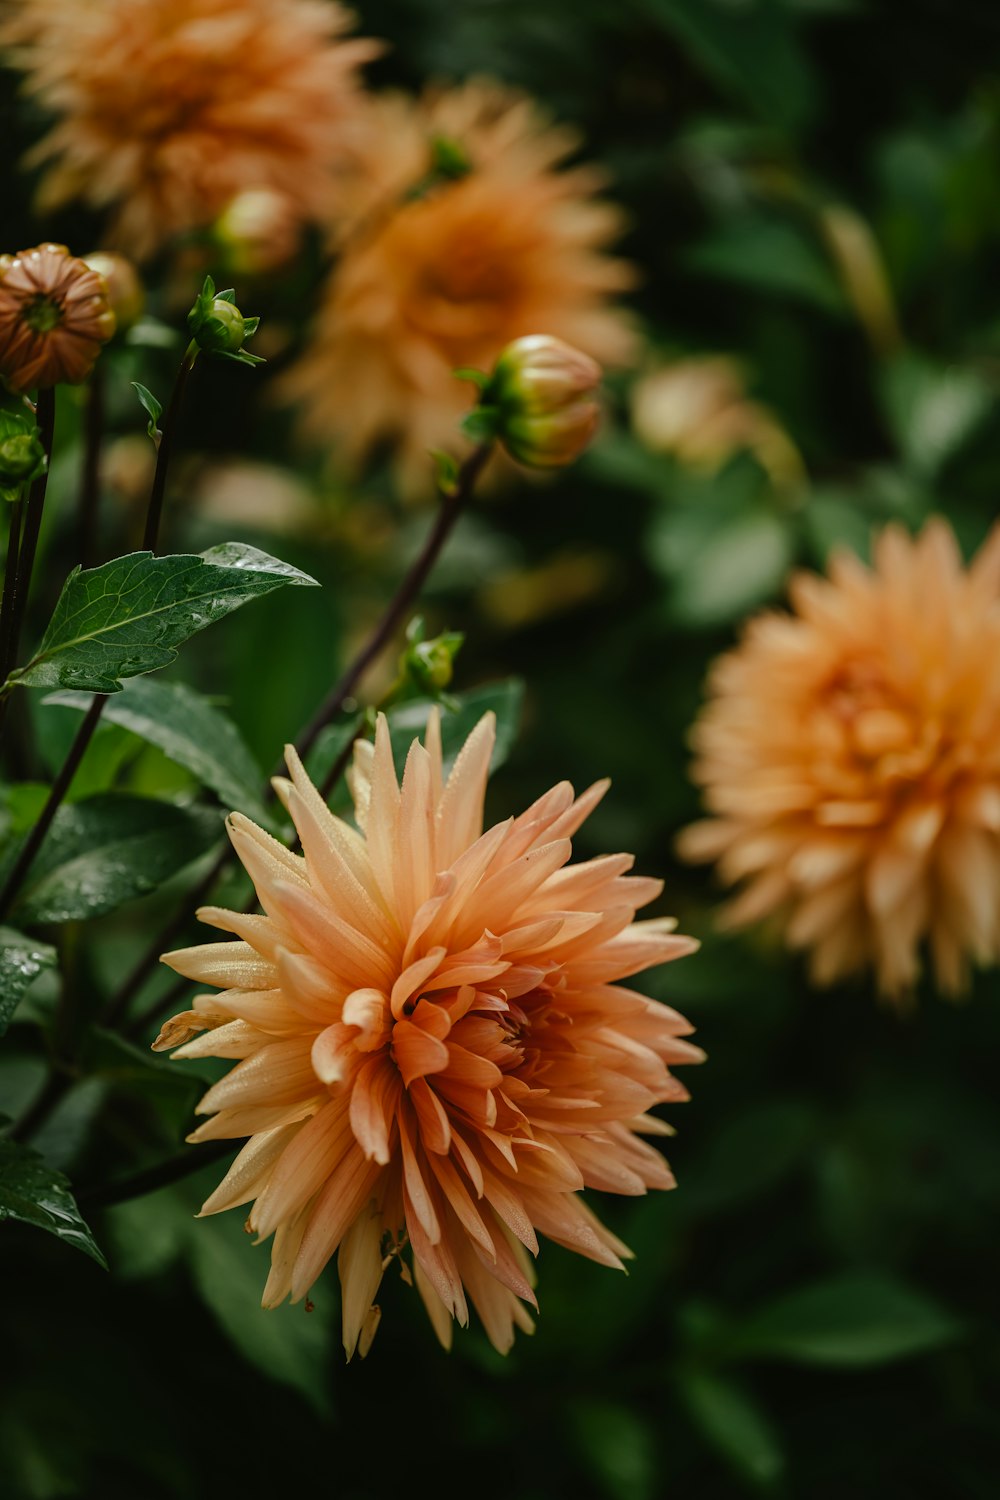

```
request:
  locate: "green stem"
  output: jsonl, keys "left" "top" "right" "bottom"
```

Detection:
{"left": 0, "top": 389, "right": 55, "bottom": 740}
{"left": 107, "top": 441, "right": 493, "bottom": 1036}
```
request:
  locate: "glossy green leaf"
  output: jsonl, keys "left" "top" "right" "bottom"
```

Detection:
{"left": 7, "top": 544, "right": 318, "bottom": 696}
{"left": 0, "top": 926, "right": 56, "bottom": 1035}
{"left": 0, "top": 1136, "right": 106, "bottom": 1267}
{"left": 728, "top": 1271, "right": 962, "bottom": 1367}
{"left": 10, "top": 794, "right": 222, "bottom": 925}
{"left": 45, "top": 677, "right": 270, "bottom": 825}
{"left": 679, "top": 1370, "right": 785, "bottom": 1488}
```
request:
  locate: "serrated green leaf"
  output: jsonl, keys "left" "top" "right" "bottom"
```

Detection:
{"left": 45, "top": 677, "right": 270, "bottom": 826}
{"left": 0, "top": 926, "right": 56, "bottom": 1035}
{"left": 678, "top": 1370, "right": 785, "bottom": 1489}
{"left": 727, "top": 1271, "right": 962, "bottom": 1367}
{"left": 0, "top": 1136, "right": 107, "bottom": 1267}
{"left": 8, "top": 794, "right": 222, "bottom": 925}
{"left": 7, "top": 545, "right": 318, "bottom": 696}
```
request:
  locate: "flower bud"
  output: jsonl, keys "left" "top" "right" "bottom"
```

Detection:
{"left": 0, "top": 244, "right": 115, "bottom": 393}
{"left": 0, "top": 409, "right": 47, "bottom": 493}
{"left": 83, "top": 252, "right": 145, "bottom": 335}
{"left": 482, "top": 334, "right": 601, "bottom": 468}
{"left": 214, "top": 189, "right": 300, "bottom": 276}
{"left": 398, "top": 617, "right": 463, "bottom": 698}
{"left": 186, "top": 275, "right": 263, "bottom": 366}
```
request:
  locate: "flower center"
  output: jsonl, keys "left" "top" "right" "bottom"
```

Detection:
{"left": 23, "top": 294, "right": 64, "bottom": 335}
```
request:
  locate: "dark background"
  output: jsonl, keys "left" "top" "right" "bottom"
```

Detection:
{"left": 3, "top": 1, "right": 1000, "bottom": 1495}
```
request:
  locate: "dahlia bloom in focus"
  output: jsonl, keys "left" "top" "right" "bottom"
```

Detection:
{"left": 157, "top": 711, "right": 699, "bottom": 1354}
{"left": 1, "top": 0, "right": 378, "bottom": 261}
{"left": 284, "top": 81, "right": 636, "bottom": 490}
{"left": 0, "top": 243, "right": 115, "bottom": 392}
{"left": 679, "top": 521, "right": 1000, "bottom": 999}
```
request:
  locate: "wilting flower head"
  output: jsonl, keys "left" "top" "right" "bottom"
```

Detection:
{"left": 1, "top": 0, "right": 378, "bottom": 262}
{"left": 157, "top": 711, "right": 699, "bottom": 1354}
{"left": 484, "top": 334, "right": 601, "bottom": 469}
{"left": 284, "top": 81, "right": 636, "bottom": 491}
{"left": 679, "top": 520, "right": 1000, "bottom": 999}
{"left": 0, "top": 243, "right": 115, "bottom": 392}
{"left": 631, "top": 357, "right": 804, "bottom": 491}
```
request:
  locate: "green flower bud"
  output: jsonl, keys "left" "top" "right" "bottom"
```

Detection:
{"left": 0, "top": 409, "right": 47, "bottom": 491}
{"left": 186, "top": 275, "right": 264, "bottom": 367}
{"left": 479, "top": 334, "right": 602, "bottom": 468}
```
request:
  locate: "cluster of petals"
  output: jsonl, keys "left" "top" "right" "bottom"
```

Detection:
{"left": 158, "top": 711, "right": 699, "bottom": 1355}
{"left": 680, "top": 520, "right": 1000, "bottom": 999}
{"left": 0, "top": 243, "right": 115, "bottom": 392}
{"left": 1, "top": 0, "right": 378, "bottom": 261}
{"left": 284, "top": 80, "right": 637, "bottom": 491}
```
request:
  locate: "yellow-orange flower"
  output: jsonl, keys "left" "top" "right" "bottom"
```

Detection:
{"left": 1, "top": 0, "right": 378, "bottom": 262}
{"left": 679, "top": 520, "right": 1000, "bottom": 999}
{"left": 0, "top": 243, "right": 115, "bottom": 392}
{"left": 284, "top": 81, "right": 636, "bottom": 491}
{"left": 157, "top": 711, "right": 700, "bottom": 1354}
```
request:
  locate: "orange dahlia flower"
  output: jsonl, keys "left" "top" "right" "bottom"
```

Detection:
{"left": 1, "top": 0, "right": 378, "bottom": 262}
{"left": 156, "top": 711, "right": 700, "bottom": 1354}
{"left": 679, "top": 520, "right": 1000, "bottom": 999}
{"left": 0, "top": 243, "right": 115, "bottom": 392}
{"left": 284, "top": 81, "right": 636, "bottom": 490}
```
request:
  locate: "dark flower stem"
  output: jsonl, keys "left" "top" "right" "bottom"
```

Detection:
{"left": 0, "top": 356, "right": 198, "bottom": 931}
{"left": 107, "top": 441, "right": 493, "bottom": 1038}
{"left": 142, "top": 342, "right": 197, "bottom": 553}
{"left": 0, "top": 496, "right": 24, "bottom": 703}
{"left": 76, "top": 364, "right": 105, "bottom": 569}
{"left": 0, "top": 388, "right": 56, "bottom": 741}
{"left": 78, "top": 1137, "right": 239, "bottom": 1210}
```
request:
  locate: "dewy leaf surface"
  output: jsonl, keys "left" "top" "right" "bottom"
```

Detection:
{"left": 0, "top": 1137, "right": 107, "bottom": 1267}
{"left": 44, "top": 678, "right": 271, "bottom": 826}
{"left": 8, "top": 545, "right": 318, "bottom": 695}
{"left": 9, "top": 794, "right": 223, "bottom": 925}
{"left": 0, "top": 926, "right": 56, "bottom": 1035}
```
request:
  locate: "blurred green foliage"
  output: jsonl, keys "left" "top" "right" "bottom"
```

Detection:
{"left": 3, "top": 1, "right": 1000, "bottom": 1497}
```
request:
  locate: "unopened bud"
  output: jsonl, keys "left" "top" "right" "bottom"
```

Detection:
{"left": 83, "top": 252, "right": 145, "bottom": 335}
{"left": 214, "top": 188, "right": 300, "bottom": 276}
{"left": 395, "top": 618, "right": 464, "bottom": 700}
{"left": 479, "top": 335, "right": 602, "bottom": 468}
{"left": 0, "top": 409, "right": 47, "bottom": 492}
{"left": 186, "top": 275, "right": 263, "bottom": 366}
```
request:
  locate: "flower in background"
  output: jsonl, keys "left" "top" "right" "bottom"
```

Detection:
{"left": 679, "top": 520, "right": 1000, "bottom": 1000}
{"left": 156, "top": 711, "right": 700, "bottom": 1355}
{"left": 0, "top": 243, "right": 115, "bottom": 392}
{"left": 284, "top": 81, "right": 636, "bottom": 491}
{"left": 632, "top": 356, "right": 805, "bottom": 491}
{"left": 1, "top": 0, "right": 378, "bottom": 262}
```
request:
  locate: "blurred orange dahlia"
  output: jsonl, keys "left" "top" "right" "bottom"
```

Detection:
{"left": 679, "top": 520, "right": 1000, "bottom": 999}
{"left": 284, "top": 81, "right": 637, "bottom": 490}
{"left": 1, "top": 0, "right": 378, "bottom": 262}
{"left": 156, "top": 711, "right": 699, "bottom": 1354}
